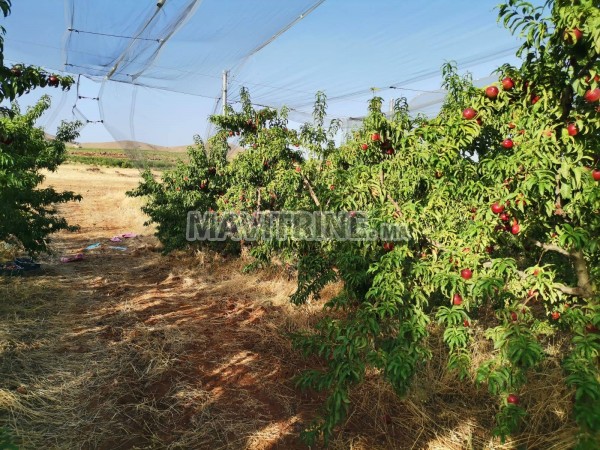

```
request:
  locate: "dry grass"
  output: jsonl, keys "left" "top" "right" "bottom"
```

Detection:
{"left": 0, "top": 164, "right": 582, "bottom": 449}
{"left": 41, "top": 164, "right": 154, "bottom": 238}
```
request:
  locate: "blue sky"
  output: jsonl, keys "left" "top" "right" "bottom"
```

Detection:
{"left": 2, "top": 0, "right": 544, "bottom": 147}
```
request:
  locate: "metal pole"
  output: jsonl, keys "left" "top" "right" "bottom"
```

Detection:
{"left": 222, "top": 70, "right": 228, "bottom": 115}
{"left": 389, "top": 98, "right": 394, "bottom": 116}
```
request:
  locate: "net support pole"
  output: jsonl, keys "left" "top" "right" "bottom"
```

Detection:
{"left": 222, "top": 70, "right": 228, "bottom": 115}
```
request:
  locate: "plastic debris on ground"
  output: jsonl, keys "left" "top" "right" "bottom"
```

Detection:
{"left": 14, "top": 257, "right": 41, "bottom": 271}
{"left": 60, "top": 253, "right": 85, "bottom": 263}
{"left": 0, "top": 262, "right": 24, "bottom": 276}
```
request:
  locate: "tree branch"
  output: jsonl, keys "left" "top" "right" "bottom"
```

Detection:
{"left": 533, "top": 241, "right": 595, "bottom": 298}
{"left": 256, "top": 187, "right": 261, "bottom": 213}
{"left": 302, "top": 176, "right": 321, "bottom": 208}
{"left": 572, "top": 249, "right": 595, "bottom": 298}
{"left": 554, "top": 283, "right": 586, "bottom": 297}
{"left": 532, "top": 240, "right": 571, "bottom": 257}
{"left": 380, "top": 169, "right": 402, "bottom": 216}
{"left": 559, "top": 82, "right": 574, "bottom": 122}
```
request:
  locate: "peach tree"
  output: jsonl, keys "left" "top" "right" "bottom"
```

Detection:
{"left": 133, "top": 0, "right": 599, "bottom": 446}
{"left": 128, "top": 134, "right": 229, "bottom": 252}
{"left": 128, "top": 88, "right": 308, "bottom": 256}
{"left": 286, "top": 0, "right": 600, "bottom": 446}
{"left": 0, "top": 0, "right": 80, "bottom": 253}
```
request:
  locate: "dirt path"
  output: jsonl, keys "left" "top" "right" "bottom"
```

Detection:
{"left": 0, "top": 165, "right": 321, "bottom": 449}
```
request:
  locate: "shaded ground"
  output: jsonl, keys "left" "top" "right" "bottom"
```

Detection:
{"left": 0, "top": 165, "right": 580, "bottom": 449}
{"left": 1, "top": 165, "right": 322, "bottom": 449}
{"left": 0, "top": 239, "right": 319, "bottom": 449}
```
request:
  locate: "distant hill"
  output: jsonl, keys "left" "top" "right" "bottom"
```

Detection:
{"left": 46, "top": 133, "right": 245, "bottom": 158}
{"left": 68, "top": 140, "right": 190, "bottom": 153}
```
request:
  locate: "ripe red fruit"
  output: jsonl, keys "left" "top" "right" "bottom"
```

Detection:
{"left": 462, "top": 108, "right": 476, "bottom": 120}
{"left": 501, "top": 77, "right": 514, "bottom": 90}
{"left": 508, "top": 122, "right": 516, "bottom": 129}
{"left": 463, "top": 319, "right": 470, "bottom": 327}
{"left": 48, "top": 75, "right": 59, "bottom": 86}
{"left": 563, "top": 27, "right": 583, "bottom": 44}
{"left": 501, "top": 139, "right": 514, "bottom": 149}
{"left": 531, "top": 95, "right": 540, "bottom": 104}
{"left": 507, "top": 394, "right": 520, "bottom": 405}
{"left": 511, "top": 223, "right": 520, "bottom": 235}
{"left": 592, "top": 169, "right": 600, "bottom": 181}
{"left": 485, "top": 86, "right": 499, "bottom": 99}
{"left": 491, "top": 202, "right": 505, "bottom": 214}
{"left": 453, "top": 294, "right": 463, "bottom": 305}
{"left": 10, "top": 66, "right": 22, "bottom": 77}
{"left": 383, "top": 242, "right": 394, "bottom": 252}
{"left": 329, "top": 184, "right": 335, "bottom": 190}
{"left": 371, "top": 133, "right": 381, "bottom": 142}
{"left": 295, "top": 166, "right": 301, "bottom": 173}
{"left": 360, "top": 143, "right": 368, "bottom": 150}
{"left": 551, "top": 311, "right": 561, "bottom": 320}
{"left": 584, "top": 88, "right": 600, "bottom": 103}
{"left": 584, "top": 74, "right": 600, "bottom": 84}
{"left": 460, "top": 268, "right": 473, "bottom": 280}
{"left": 533, "top": 269, "right": 540, "bottom": 277}
{"left": 511, "top": 312, "right": 518, "bottom": 322}
{"left": 585, "top": 324, "right": 599, "bottom": 334}
{"left": 499, "top": 212, "right": 509, "bottom": 222}
{"left": 567, "top": 123, "right": 578, "bottom": 136}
